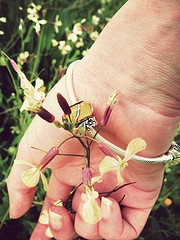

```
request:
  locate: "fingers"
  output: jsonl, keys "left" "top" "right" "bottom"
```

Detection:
{"left": 99, "top": 197, "right": 151, "bottom": 240}
{"left": 74, "top": 194, "right": 100, "bottom": 240}
{"left": 74, "top": 195, "right": 151, "bottom": 240}
{"left": 7, "top": 163, "right": 36, "bottom": 218}
{"left": 30, "top": 173, "right": 76, "bottom": 239}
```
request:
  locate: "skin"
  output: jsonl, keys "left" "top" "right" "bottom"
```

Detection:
{"left": 7, "top": 0, "right": 180, "bottom": 239}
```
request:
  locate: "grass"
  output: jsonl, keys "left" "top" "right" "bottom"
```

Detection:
{"left": 0, "top": 0, "right": 180, "bottom": 239}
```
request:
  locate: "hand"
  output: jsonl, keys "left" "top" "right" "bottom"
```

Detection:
{"left": 7, "top": 0, "right": 180, "bottom": 239}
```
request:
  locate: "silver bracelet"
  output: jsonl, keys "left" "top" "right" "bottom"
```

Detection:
{"left": 65, "top": 60, "right": 180, "bottom": 165}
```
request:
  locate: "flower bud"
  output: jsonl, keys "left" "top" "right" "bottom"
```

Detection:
{"left": 82, "top": 167, "right": 92, "bottom": 186}
{"left": 40, "top": 147, "right": 59, "bottom": 170}
{"left": 54, "top": 120, "right": 63, "bottom": 128}
{"left": 57, "top": 93, "right": 71, "bottom": 115}
{"left": 98, "top": 141, "right": 116, "bottom": 158}
{"left": 101, "top": 91, "right": 118, "bottom": 126}
{"left": 37, "top": 106, "right": 55, "bottom": 123}
{"left": 10, "top": 59, "right": 20, "bottom": 73}
{"left": 100, "top": 106, "right": 112, "bottom": 126}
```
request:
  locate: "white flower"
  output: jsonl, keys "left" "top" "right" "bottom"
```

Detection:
{"left": 92, "top": 15, "right": 100, "bottom": 25}
{"left": 14, "top": 160, "right": 49, "bottom": 191}
{"left": 10, "top": 59, "right": 45, "bottom": 112}
{"left": 58, "top": 41, "right": 71, "bottom": 55}
{"left": 81, "top": 186, "right": 102, "bottom": 224}
{"left": 99, "top": 138, "right": 147, "bottom": 185}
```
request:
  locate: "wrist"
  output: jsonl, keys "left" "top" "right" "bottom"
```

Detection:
{"left": 67, "top": 61, "right": 180, "bottom": 160}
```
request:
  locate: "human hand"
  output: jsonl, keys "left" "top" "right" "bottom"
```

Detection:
{"left": 7, "top": 0, "right": 180, "bottom": 239}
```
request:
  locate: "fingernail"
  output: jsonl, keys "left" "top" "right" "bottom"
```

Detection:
{"left": 49, "top": 209, "right": 63, "bottom": 231}
{"left": 101, "top": 197, "right": 113, "bottom": 219}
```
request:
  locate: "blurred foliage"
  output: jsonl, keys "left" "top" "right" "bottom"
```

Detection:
{"left": 0, "top": 0, "right": 180, "bottom": 239}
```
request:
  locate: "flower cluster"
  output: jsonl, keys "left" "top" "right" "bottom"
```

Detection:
{"left": 7, "top": 56, "right": 147, "bottom": 229}
{"left": 0, "top": 17, "right": 7, "bottom": 35}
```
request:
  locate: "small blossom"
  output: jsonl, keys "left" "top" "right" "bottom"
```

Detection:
{"left": 51, "top": 39, "right": 59, "bottom": 47}
{"left": 81, "top": 167, "right": 102, "bottom": 224}
{"left": 81, "top": 186, "right": 102, "bottom": 224}
{"left": 73, "top": 22, "right": 83, "bottom": 35}
{"left": 99, "top": 138, "right": 147, "bottom": 185}
{"left": 101, "top": 91, "right": 118, "bottom": 126}
{"left": 27, "top": 3, "right": 47, "bottom": 34}
{"left": 90, "top": 31, "right": 99, "bottom": 41}
{"left": 17, "top": 51, "right": 29, "bottom": 66}
{"left": 91, "top": 15, "right": 100, "bottom": 25}
{"left": 10, "top": 59, "right": 45, "bottom": 111}
{"left": 0, "top": 17, "right": 6, "bottom": 23}
{"left": 67, "top": 32, "right": 78, "bottom": 42}
{"left": 14, "top": 160, "right": 49, "bottom": 191}
{"left": 58, "top": 41, "right": 71, "bottom": 55}
{"left": 14, "top": 147, "right": 59, "bottom": 191}
{"left": 75, "top": 39, "right": 84, "bottom": 48}
{"left": 10, "top": 59, "right": 55, "bottom": 122}
{"left": 53, "top": 15, "right": 62, "bottom": 33}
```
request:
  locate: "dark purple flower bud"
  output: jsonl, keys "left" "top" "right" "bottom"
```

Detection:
{"left": 98, "top": 141, "right": 116, "bottom": 158}
{"left": 100, "top": 106, "right": 112, "bottom": 126}
{"left": 37, "top": 106, "right": 55, "bottom": 123}
{"left": 82, "top": 167, "right": 92, "bottom": 186}
{"left": 57, "top": 93, "right": 71, "bottom": 115}
{"left": 40, "top": 147, "right": 59, "bottom": 170}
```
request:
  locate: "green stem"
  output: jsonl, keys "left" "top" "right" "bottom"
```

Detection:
{"left": 1, "top": 51, "right": 21, "bottom": 101}
{"left": 30, "top": 26, "right": 45, "bottom": 81}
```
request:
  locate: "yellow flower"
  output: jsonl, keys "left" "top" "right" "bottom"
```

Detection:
{"left": 14, "top": 160, "right": 49, "bottom": 191}
{"left": 54, "top": 15, "right": 62, "bottom": 33}
{"left": 81, "top": 186, "right": 102, "bottom": 224}
{"left": 99, "top": 138, "right": 147, "bottom": 185}
{"left": 81, "top": 167, "right": 102, "bottom": 224}
{"left": 14, "top": 147, "right": 59, "bottom": 190}
{"left": 10, "top": 59, "right": 45, "bottom": 112}
{"left": 58, "top": 41, "right": 71, "bottom": 55}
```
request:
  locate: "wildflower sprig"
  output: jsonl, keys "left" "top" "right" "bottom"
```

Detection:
{"left": 5, "top": 54, "right": 147, "bottom": 226}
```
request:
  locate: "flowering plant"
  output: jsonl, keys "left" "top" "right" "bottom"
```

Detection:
{"left": 2, "top": 53, "right": 147, "bottom": 233}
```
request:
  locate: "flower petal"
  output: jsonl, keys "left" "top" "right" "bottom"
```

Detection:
{"left": 91, "top": 176, "right": 102, "bottom": 185}
{"left": 14, "top": 159, "right": 34, "bottom": 167}
{"left": 99, "top": 156, "right": 119, "bottom": 176}
{"left": 45, "top": 227, "right": 54, "bottom": 238}
{"left": 81, "top": 194, "right": 102, "bottom": 224}
{"left": 124, "top": 138, "right": 147, "bottom": 161}
{"left": 40, "top": 172, "right": 49, "bottom": 191}
{"left": 116, "top": 170, "right": 124, "bottom": 186}
{"left": 39, "top": 210, "right": 49, "bottom": 224}
{"left": 21, "top": 167, "right": 40, "bottom": 188}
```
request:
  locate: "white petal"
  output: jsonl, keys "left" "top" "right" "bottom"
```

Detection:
{"left": 41, "top": 172, "right": 49, "bottom": 191}
{"left": 14, "top": 159, "right": 34, "bottom": 167}
{"left": 99, "top": 156, "right": 119, "bottom": 176}
{"left": 39, "top": 210, "right": 49, "bottom": 224}
{"left": 125, "top": 138, "right": 146, "bottom": 161}
{"left": 45, "top": 227, "right": 54, "bottom": 238}
{"left": 21, "top": 167, "right": 40, "bottom": 188}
